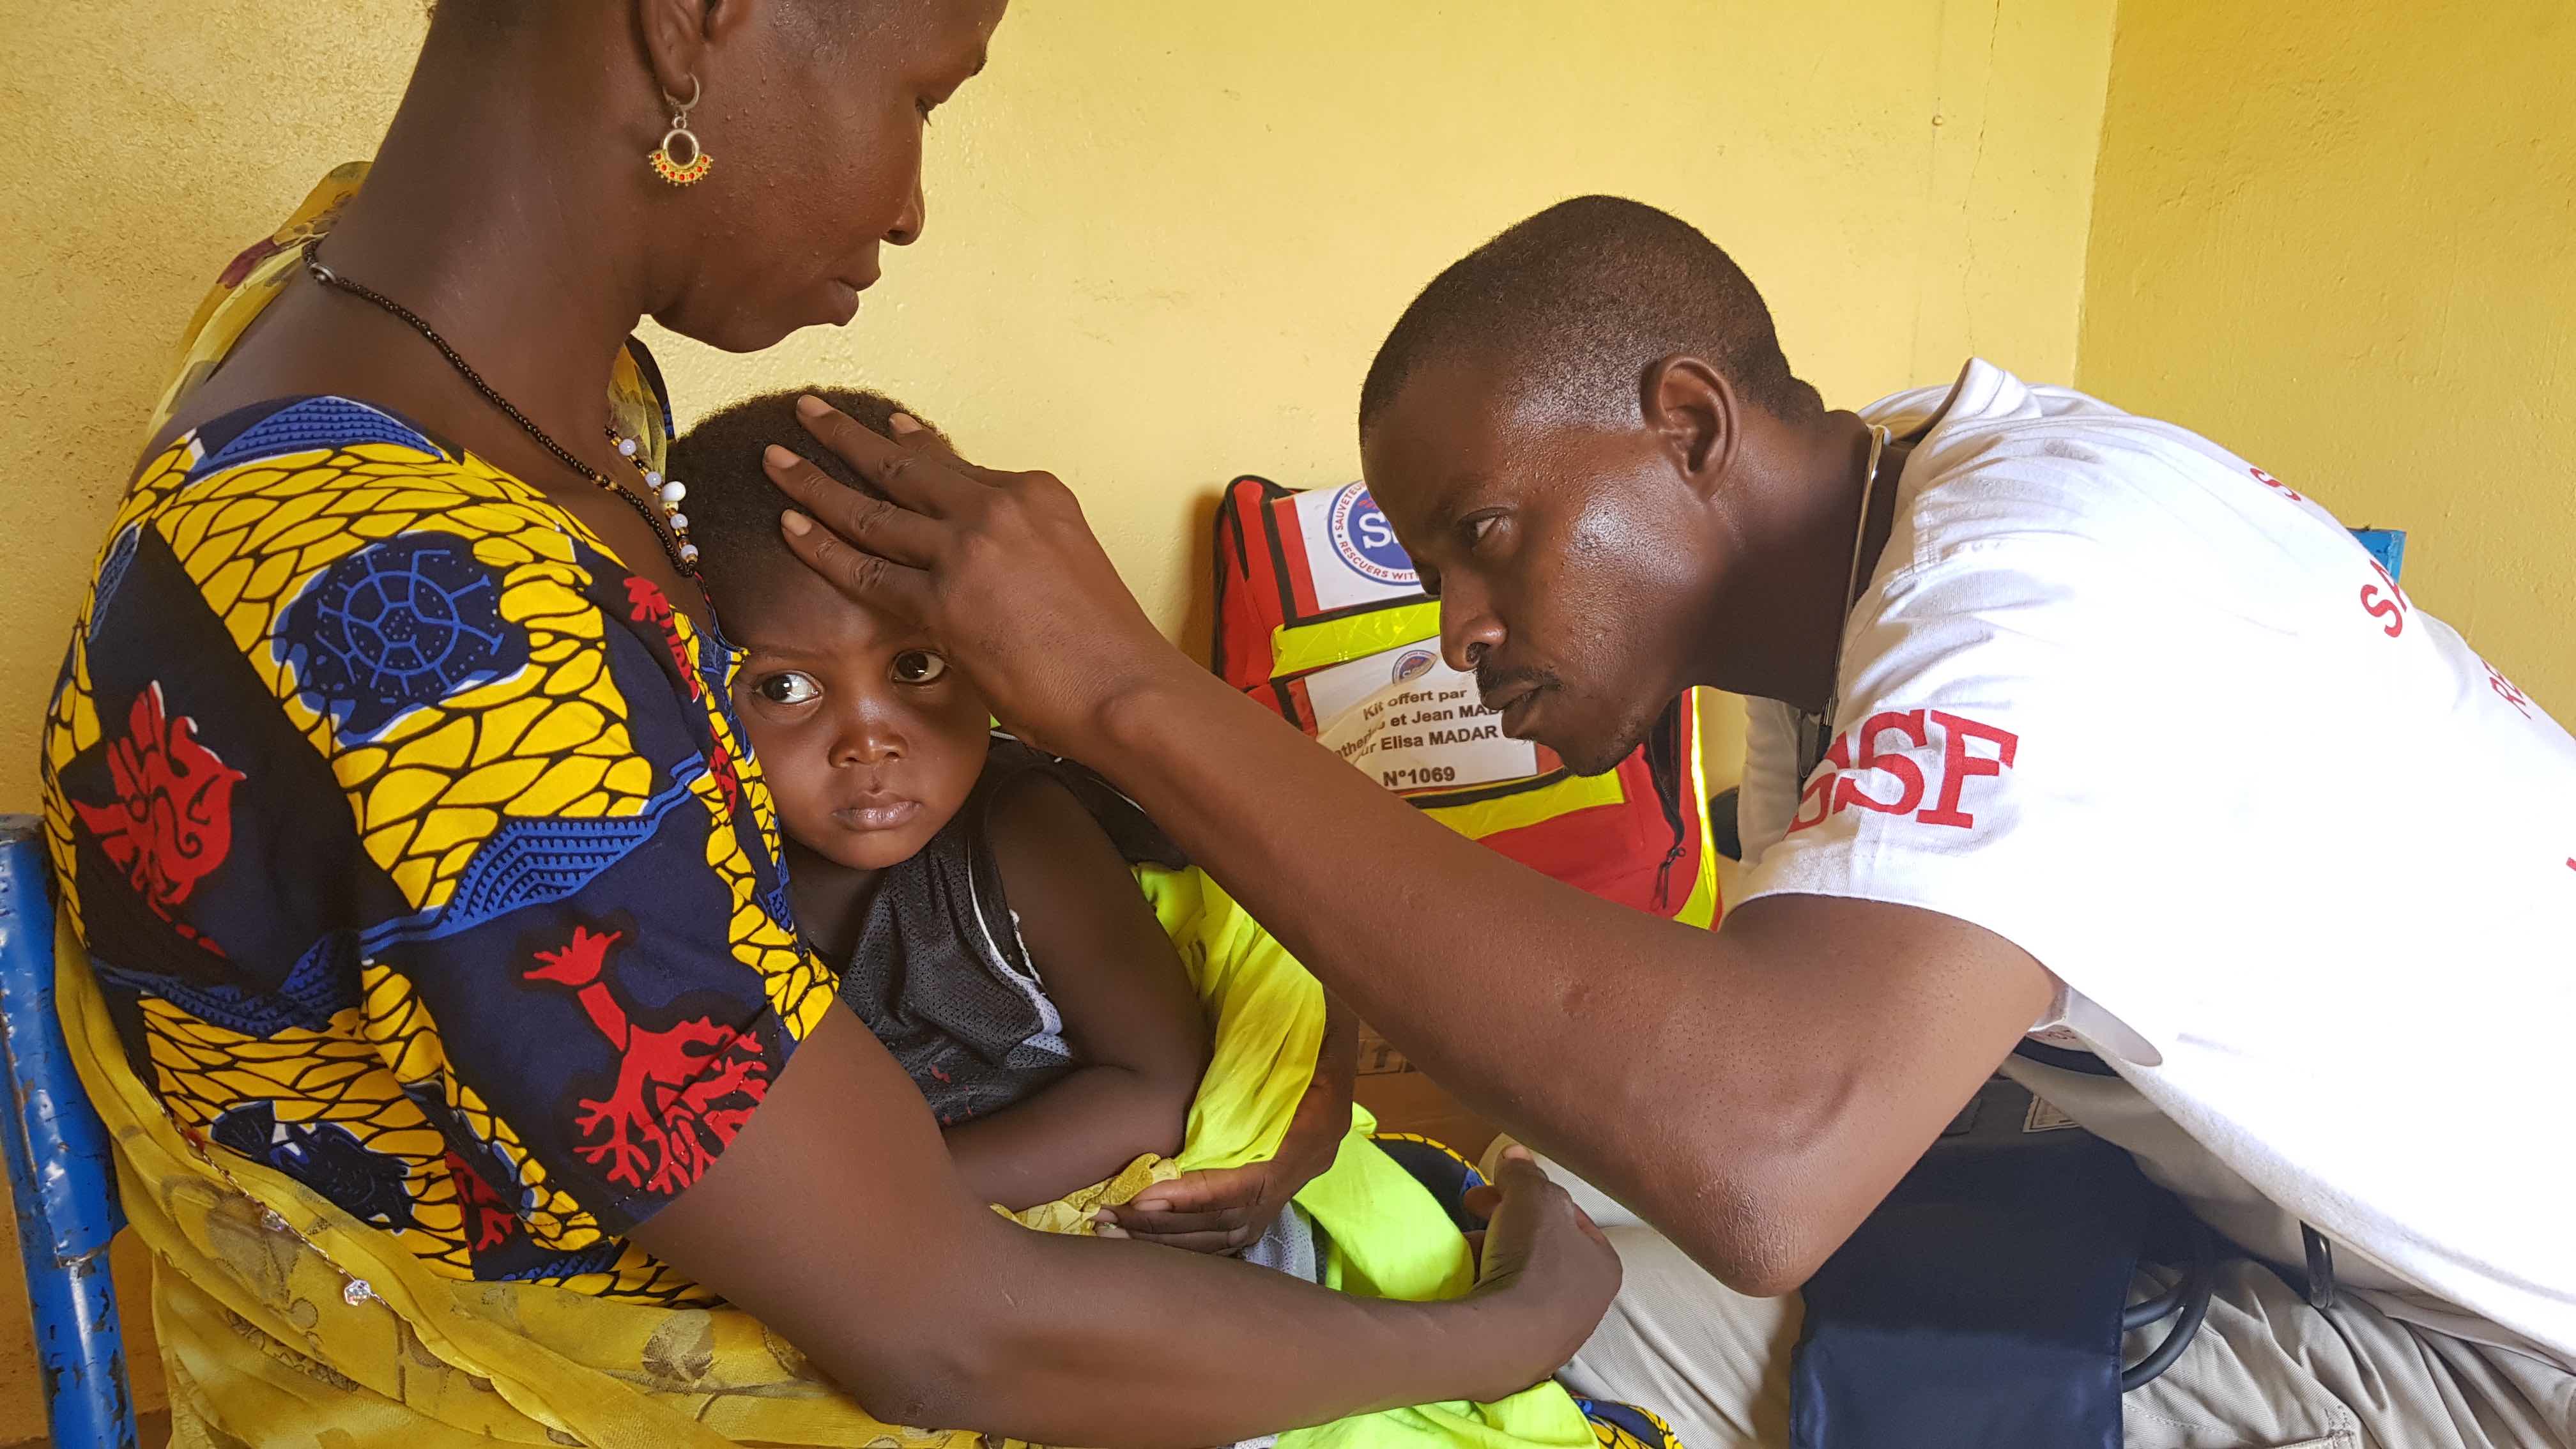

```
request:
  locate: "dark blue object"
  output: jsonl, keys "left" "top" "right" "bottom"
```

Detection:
{"left": 0, "top": 815, "right": 137, "bottom": 1449}
{"left": 1793, "top": 1077, "right": 2189, "bottom": 1448}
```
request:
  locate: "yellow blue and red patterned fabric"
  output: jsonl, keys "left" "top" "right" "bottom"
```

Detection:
{"left": 38, "top": 384, "right": 827, "bottom": 1304}
{"left": 1572, "top": 1398, "right": 1681, "bottom": 1449}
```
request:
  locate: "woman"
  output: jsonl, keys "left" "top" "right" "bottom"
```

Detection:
{"left": 36, "top": 2, "right": 1616, "bottom": 1444}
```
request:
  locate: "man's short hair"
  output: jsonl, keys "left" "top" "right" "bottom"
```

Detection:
{"left": 664, "top": 387, "right": 946, "bottom": 618}
{"left": 1359, "top": 195, "right": 1820, "bottom": 435}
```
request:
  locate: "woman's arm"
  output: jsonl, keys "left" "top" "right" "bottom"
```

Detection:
{"left": 629, "top": 1004, "right": 1618, "bottom": 1445}
{"left": 940, "top": 774, "right": 1211, "bottom": 1210}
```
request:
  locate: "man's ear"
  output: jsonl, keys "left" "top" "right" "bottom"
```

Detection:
{"left": 1641, "top": 355, "right": 1740, "bottom": 499}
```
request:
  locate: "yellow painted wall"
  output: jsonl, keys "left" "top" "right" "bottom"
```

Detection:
{"left": 2078, "top": 0, "right": 2576, "bottom": 713}
{"left": 0, "top": 0, "right": 2119, "bottom": 1434}
{"left": 28, "top": 4, "right": 2576, "bottom": 1437}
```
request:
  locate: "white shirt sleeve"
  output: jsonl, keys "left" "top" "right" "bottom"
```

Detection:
{"left": 1736, "top": 695, "right": 1803, "bottom": 868}
{"left": 1735, "top": 521, "right": 2222, "bottom": 1057}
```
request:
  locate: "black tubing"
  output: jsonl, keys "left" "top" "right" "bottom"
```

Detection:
{"left": 2123, "top": 1222, "right": 2217, "bottom": 1392}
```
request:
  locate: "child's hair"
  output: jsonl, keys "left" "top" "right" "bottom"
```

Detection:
{"left": 665, "top": 387, "right": 949, "bottom": 617}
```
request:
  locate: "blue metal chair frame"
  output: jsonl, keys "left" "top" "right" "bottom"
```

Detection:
{"left": 0, "top": 816, "right": 136, "bottom": 1449}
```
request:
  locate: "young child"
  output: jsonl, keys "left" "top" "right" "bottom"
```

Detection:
{"left": 670, "top": 388, "right": 1215, "bottom": 1217}
{"left": 670, "top": 387, "right": 1679, "bottom": 1449}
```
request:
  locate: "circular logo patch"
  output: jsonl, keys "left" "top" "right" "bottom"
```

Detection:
{"left": 1392, "top": 648, "right": 1439, "bottom": 684}
{"left": 1328, "top": 483, "right": 1416, "bottom": 586}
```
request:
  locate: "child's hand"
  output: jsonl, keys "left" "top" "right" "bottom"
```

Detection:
{"left": 1096, "top": 1059, "right": 1347, "bottom": 1252}
{"left": 1095, "top": 1160, "right": 1286, "bottom": 1252}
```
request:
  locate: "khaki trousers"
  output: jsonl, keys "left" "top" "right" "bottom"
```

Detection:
{"left": 1512, "top": 1154, "right": 2575, "bottom": 1448}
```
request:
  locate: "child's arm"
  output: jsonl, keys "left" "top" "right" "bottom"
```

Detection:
{"left": 1098, "top": 993, "right": 1356, "bottom": 1252}
{"left": 944, "top": 772, "right": 1212, "bottom": 1211}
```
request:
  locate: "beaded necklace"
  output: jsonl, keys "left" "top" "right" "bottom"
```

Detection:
{"left": 302, "top": 241, "right": 700, "bottom": 576}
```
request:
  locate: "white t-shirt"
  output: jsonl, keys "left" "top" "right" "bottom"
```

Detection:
{"left": 1736, "top": 358, "right": 2576, "bottom": 1367}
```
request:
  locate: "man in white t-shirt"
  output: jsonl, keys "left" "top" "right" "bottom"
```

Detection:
{"left": 762, "top": 195, "right": 2574, "bottom": 1446}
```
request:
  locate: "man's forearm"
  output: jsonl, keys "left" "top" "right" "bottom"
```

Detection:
{"left": 1085, "top": 670, "right": 1723, "bottom": 1216}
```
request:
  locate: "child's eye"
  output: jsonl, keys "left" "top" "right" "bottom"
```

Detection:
{"left": 891, "top": 650, "right": 949, "bottom": 685}
{"left": 1461, "top": 512, "right": 1504, "bottom": 549}
{"left": 755, "top": 671, "right": 822, "bottom": 705}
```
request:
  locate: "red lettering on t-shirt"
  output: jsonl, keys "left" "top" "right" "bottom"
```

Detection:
{"left": 2359, "top": 560, "right": 2408, "bottom": 638}
{"left": 2250, "top": 465, "right": 2304, "bottom": 503}
{"left": 1832, "top": 710, "right": 1932, "bottom": 816}
{"left": 1919, "top": 711, "right": 2021, "bottom": 828}
{"left": 1789, "top": 771, "right": 1834, "bottom": 834}
{"left": 1788, "top": 709, "right": 2020, "bottom": 835}
{"left": 2483, "top": 659, "right": 2535, "bottom": 719}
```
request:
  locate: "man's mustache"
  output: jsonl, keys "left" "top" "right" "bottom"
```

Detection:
{"left": 1475, "top": 664, "right": 1559, "bottom": 701}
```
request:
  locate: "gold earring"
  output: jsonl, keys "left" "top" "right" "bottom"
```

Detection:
{"left": 648, "top": 76, "right": 712, "bottom": 186}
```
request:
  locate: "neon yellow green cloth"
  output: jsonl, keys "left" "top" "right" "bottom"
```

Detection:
{"left": 1126, "top": 866, "right": 1603, "bottom": 1449}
